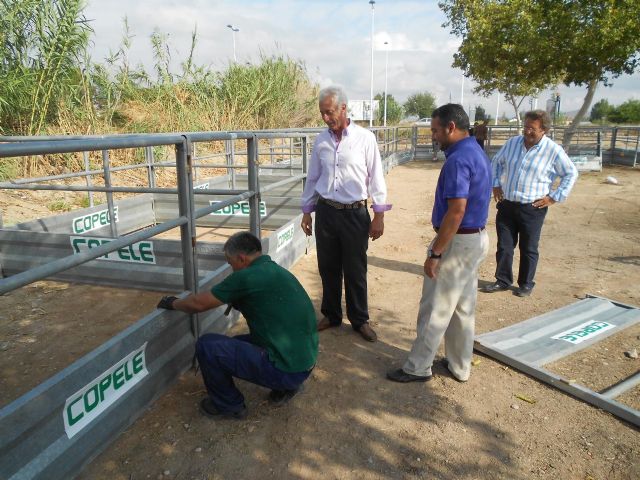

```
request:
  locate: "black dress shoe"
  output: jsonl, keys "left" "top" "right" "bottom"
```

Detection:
{"left": 514, "top": 286, "right": 533, "bottom": 297}
{"left": 386, "top": 368, "right": 431, "bottom": 383}
{"left": 481, "top": 281, "right": 510, "bottom": 293}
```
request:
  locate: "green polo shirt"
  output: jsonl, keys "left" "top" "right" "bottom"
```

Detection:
{"left": 211, "top": 255, "right": 318, "bottom": 373}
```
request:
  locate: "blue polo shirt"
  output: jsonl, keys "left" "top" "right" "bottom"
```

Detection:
{"left": 431, "top": 136, "right": 491, "bottom": 229}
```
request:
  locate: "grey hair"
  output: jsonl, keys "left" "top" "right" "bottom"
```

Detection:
{"left": 319, "top": 85, "right": 348, "bottom": 107}
{"left": 224, "top": 231, "right": 262, "bottom": 257}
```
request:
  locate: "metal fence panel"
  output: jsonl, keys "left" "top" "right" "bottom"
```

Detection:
{"left": 6, "top": 195, "right": 155, "bottom": 236}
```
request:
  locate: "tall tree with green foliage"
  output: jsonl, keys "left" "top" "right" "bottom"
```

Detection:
{"left": 403, "top": 92, "right": 436, "bottom": 119}
{"left": 439, "top": 0, "right": 561, "bottom": 129}
{"left": 553, "top": 0, "right": 640, "bottom": 144}
{"left": 609, "top": 99, "right": 640, "bottom": 124}
{"left": 474, "top": 105, "right": 487, "bottom": 122}
{"left": 440, "top": 0, "right": 640, "bottom": 144}
{"left": 375, "top": 92, "right": 403, "bottom": 125}
{"left": 590, "top": 99, "right": 612, "bottom": 123}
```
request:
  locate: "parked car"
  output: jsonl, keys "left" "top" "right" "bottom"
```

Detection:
{"left": 414, "top": 117, "right": 431, "bottom": 126}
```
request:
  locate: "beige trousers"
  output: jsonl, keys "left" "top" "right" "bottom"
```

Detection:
{"left": 403, "top": 230, "right": 489, "bottom": 381}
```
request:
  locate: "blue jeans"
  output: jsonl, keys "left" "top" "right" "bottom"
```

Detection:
{"left": 195, "top": 333, "right": 311, "bottom": 414}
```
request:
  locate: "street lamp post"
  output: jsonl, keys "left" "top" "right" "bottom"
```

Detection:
{"left": 369, "top": 0, "right": 375, "bottom": 127}
{"left": 226, "top": 24, "right": 239, "bottom": 62}
{"left": 383, "top": 40, "right": 389, "bottom": 127}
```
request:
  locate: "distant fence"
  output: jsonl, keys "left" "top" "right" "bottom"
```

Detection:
{"left": 413, "top": 125, "right": 640, "bottom": 167}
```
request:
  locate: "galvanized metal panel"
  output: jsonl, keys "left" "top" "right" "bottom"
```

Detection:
{"left": 155, "top": 175, "right": 304, "bottom": 230}
{"left": 0, "top": 296, "right": 233, "bottom": 480}
{"left": 473, "top": 340, "right": 640, "bottom": 427}
{"left": 475, "top": 296, "right": 640, "bottom": 427}
{"left": 8, "top": 195, "right": 155, "bottom": 236}
{"left": 0, "top": 230, "right": 227, "bottom": 292}
{"left": 475, "top": 297, "right": 640, "bottom": 366}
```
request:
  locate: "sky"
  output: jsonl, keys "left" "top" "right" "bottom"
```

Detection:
{"left": 84, "top": 0, "right": 640, "bottom": 120}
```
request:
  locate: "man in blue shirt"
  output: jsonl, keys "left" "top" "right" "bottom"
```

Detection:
{"left": 387, "top": 104, "right": 491, "bottom": 383}
{"left": 482, "top": 110, "right": 578, "bottom": 297}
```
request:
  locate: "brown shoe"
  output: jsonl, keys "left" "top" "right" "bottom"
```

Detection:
{"left": 317, "top": 317, "right": 337, "bottom": 331}
{"left": 358, "top": 323, "right": 377, "bottom": 342}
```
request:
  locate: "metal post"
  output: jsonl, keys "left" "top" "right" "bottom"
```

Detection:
{"left": 611, "top": 127, "right": 618, "bottom": 163}
{"left": 369, "top": 0, "right": 375, "bottom": 128}
{"left": 247, "top": 136, "right": 261, "bottom": 238}
{"left": 302, "top": 136, "right": 308, "bottom": 189}
{"left": 289, "top": 137, "right": 293, "bottom": 176}
{"left": 383, "top": 41, "right": 389, "bottom": 127}
{"left": 101, "top": 150, "right": 118, "bottom": 237}
{"left": 145, "top": 146, "right": 156, "bottom": 189}
{"left": 229, "top": 140, "right": 236, "bottom": 189}
{"left": 634, "top": 129, "right": 639, "bottom": 168}
{"left": 412, "top": 126, "right": 417, "bottom": 157}
{"left": 83, "top": 151, "right": 94, "bottom": 207}
{"left": 192, "top": 142, "right": 198, "bottom": 182}
{"left": 176, "top": 137, "right": 200, "bottom": 338}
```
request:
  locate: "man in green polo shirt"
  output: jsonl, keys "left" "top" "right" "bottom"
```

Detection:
{"left": 157, "top": 231, "right": 318, "bottom": 420}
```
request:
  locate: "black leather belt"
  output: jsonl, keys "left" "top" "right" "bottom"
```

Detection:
{"left": 434, "top": 226, "right": 485, "bottom": 234}
{"left": 319, "top": 197, "right": 367, "bottom": 210}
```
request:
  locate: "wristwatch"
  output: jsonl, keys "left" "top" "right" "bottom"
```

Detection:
{"left": 428, "top": 249, "right": 442, "bottom": 259}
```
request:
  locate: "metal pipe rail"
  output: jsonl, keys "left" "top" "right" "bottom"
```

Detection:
{"left": 0, "top": 126, "right": 412, "bottom": 480}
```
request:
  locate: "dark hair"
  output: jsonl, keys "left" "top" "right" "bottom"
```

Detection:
{"left": 224, "top": 231, "right": 262, "bottom": 256}
{"left": 431, "top": 103, "right": 470, "bottom": 131}
{"left": 524, "top": 110, "right": 552, "bottom": 132}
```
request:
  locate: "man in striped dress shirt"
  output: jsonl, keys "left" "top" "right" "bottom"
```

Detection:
{"left": 482, "top": 110, "right": 578, "bottom": 297}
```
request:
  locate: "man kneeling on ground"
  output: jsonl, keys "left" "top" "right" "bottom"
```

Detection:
{"left": 157, "top": 231, "right": 318, "bottom": 420}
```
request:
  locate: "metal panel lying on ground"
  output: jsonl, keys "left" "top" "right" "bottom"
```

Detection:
{"left": 475, "top": 295, "right": 640, "bottom": 426}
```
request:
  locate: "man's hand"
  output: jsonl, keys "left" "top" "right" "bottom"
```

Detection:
{"left": 157, "top": 295, "right": 178, "bottom": 310}
{"left": 492, "top": 186, "right": 504, "bottom": 203}
{"left": 423, "top": 257, "right": 439, "bottom": 279}
{"left": 369, "top": 212, "right": 384, "bottom": 241}
{"left": 301, "top": 213, "right": 313, "bottom": 236}
{"left": 532, "top": 195, "right": 555, "bottom": 208}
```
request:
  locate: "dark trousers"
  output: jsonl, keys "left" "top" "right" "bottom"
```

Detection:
{"left": 314, "top": 201, "right": 371, "bottom": 329}
{"left": 494, "top": 200, "right": 548, "bottom": 289}
{"left": 195, "top": 333, "right": 311, "bottom": 414}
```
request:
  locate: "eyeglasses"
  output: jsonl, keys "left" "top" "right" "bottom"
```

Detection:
{"left": 523, "top": 126, "right": 543, "bottom": 133}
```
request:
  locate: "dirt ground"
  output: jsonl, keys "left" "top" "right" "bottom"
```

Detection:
{"left": 2, "top": 161, "right": 639, "bottom": 479}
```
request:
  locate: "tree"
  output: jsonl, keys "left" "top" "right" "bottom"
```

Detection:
{"left": 403, "top": 92, "right": 436, "bottom": 119}
{"left": 440, "top": 0, "right": 560, "bottom": 129}
{"left": 474, "top": 105, "right": 487, "bottom": 122}
{"left": 590, "top": 99, "right": 612, "bottom": 123}
{"left": 440, "top": 0, "right": 640, "bottom": 145}
{"left": 608, "top": 99, "right": 640, "bottom": 124}
{"left": 374, "top": 92, "right": 403, "bottom": 125}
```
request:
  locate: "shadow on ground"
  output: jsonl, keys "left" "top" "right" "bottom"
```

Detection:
{"left": 80, "top": 305, "right": 517, "bottom": 479}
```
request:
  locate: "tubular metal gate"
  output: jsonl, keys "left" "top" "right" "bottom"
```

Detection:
{"left": 0, "top": 127, "right": 411, "bottom": 480}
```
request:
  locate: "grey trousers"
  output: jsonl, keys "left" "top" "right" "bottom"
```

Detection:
{"left": 403, "top": 230, "right": 489, "bottom": 381}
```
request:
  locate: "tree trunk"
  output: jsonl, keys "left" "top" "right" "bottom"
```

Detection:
{"left": 506, "top": 94, "right": 520, "bottom": 130}
{"left": 562, "top": 79, "right": 598, "bottom": 148}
